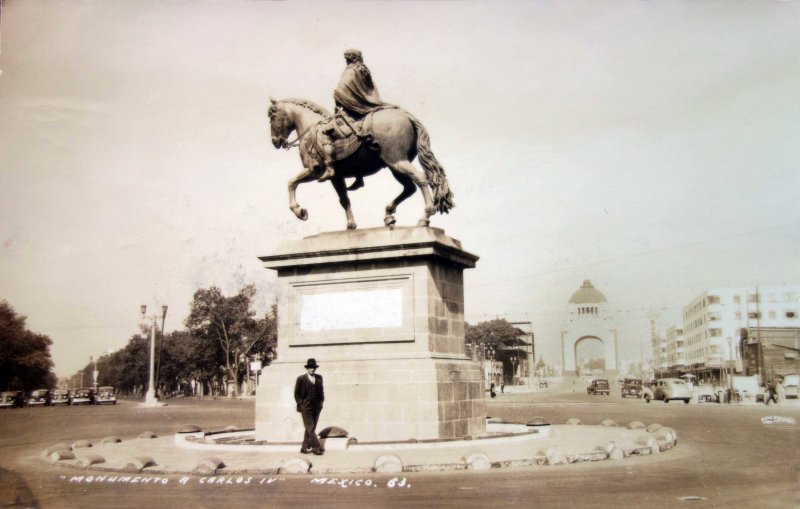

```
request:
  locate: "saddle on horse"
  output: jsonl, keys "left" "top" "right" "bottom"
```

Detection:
{"left": 311, "top": 109, "right": 384, "bottom": 163}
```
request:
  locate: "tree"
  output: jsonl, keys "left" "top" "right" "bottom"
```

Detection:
{"left": 0, "top": 301, "right": 57, "bottom": 391}
{"left": 465, "top": 318, "right": 523, "bottom": 354}
{"left": 185, "top": 285, "right": 267, "bottom": 397}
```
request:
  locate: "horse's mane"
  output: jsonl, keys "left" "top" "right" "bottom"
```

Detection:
{"left": 282, "top": 98, "right": 332, "bottom": 118}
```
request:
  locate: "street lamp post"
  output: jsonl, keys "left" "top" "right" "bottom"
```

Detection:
{"left": 727, "top": 336, "right": 734, "bottom": 404}
{"left": 91, "top": 356, "right": 98, "bottom": 392}
{"left": 141, "top": 304, "right": 168, "bottom": 406}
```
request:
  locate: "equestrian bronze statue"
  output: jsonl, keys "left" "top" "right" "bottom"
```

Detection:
{"left": 267, "top": 49, "right": 453, "bottom": 230}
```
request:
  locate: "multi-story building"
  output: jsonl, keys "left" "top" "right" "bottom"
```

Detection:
{"left": 664, "top": 325, "right": 686, "bottom": 374}
{"left": 679, "top": 285, "right": 800, "bottom": 381}
{"left": 650, "top": 319, "right": 668, "bottom": 377}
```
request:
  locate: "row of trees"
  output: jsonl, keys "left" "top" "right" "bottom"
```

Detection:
{"left": 71, "top": 284, "right": 277, "bottom": 398}
{"left": 0, "top": 300, "right": 57, "bottom": 392}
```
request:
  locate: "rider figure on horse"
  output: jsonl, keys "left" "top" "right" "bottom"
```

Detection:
{"left": 317, "top": 49, "right": 388, "bottom": 184}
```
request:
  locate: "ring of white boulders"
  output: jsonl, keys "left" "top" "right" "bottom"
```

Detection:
{"left": 44, "top": 419, "right": 677, "bottom": 474}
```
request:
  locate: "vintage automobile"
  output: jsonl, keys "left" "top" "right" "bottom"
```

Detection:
{"left": 587, "top": 379, "right": 610, "bottom": 395}
{"left": 27, "top": 389, "right": 52, "bottom": 406}
{"left": 95, "top": 386, "right": 117, "bottom": 405}
{"left": 620, "top": 378, "right": 643, "bottom": 398}
{"left": 71, "top": 388, "right": 96, "bottom": 405}
{"left": 0, "top": 391, "right": 26, "bottom": 409}
{"left": 51, "top": 388, "right": 72, "bottom": 406}
{"left": 645, "top": 378, "right": 692, "bottom": 404}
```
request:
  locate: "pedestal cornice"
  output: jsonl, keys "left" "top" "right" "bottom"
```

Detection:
{"left": 260, "top": 227, "right": 478, "bottom": 271}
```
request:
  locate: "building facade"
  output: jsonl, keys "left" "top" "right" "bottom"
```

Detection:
{"left": 662, "top": 285, "right": 800, "bottom": 381}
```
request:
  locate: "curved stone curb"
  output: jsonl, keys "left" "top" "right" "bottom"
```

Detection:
{"left": 42, "top": 420, "right": 681, "bottom": 475}
{"left": 48, "top": 450, "right": 75, "bottom": 463}
{"left": 138, "top": 431, "right": 158, "bottom": 439}
{"left": 43, "top": 443, "right": 72, "bottom": 458}
{"left": 78, "top": 455, "right": 105, "bottom": 468}
{"left": 374, "top": 454, "right": 403, "bottom": 473}
{"left": 279, "top": 458, "right": 310, "bottom": 474}
{"left": 193, "top": 457, "right": 225, "bottom": 475}
{"left": 73, "top": 440, "right": 92, "bottom": 449}
{"left": 124, "top": 456, "right": 157, "bottom": 473}
{"left": 101, "top": 436, "right": 122, "bottom": 444}
{"left": 463, "top": 453, "right": 491, "bottom": 471}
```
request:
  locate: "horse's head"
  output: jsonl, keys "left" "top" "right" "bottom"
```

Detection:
{"left": 267, "top": 98, "right": 295, "bottom": 149}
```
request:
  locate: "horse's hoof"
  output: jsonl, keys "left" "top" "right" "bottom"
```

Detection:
{"left": 384, "top": 215, "right": 396, "bottom": 228}
{"left": 299, "top": 209, "right": 308, "bottom": 221}
{"left": 347, "top": 222, "right": 357, "bottom": 230}
{"left": 416, "top": 219, "right": 430, "bottom": 227}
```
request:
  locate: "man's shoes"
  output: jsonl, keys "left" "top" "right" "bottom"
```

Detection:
{"left": 311, "top": 449, "right": 324, "bottom": 456}
{"left": 300, "top": 448, "right": 311, "bottom": 454}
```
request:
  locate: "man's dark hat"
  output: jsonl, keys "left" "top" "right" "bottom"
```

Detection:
{"left": 304, "top": 358, "right": 320, "bottom": 369}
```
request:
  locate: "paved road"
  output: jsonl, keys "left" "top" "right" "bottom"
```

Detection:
{"left": 1, "top": 392, "right": 798, "bottom": 508}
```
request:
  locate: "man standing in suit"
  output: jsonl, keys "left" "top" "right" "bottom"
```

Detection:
{"left": 294, "top": 358, "right": 325, "bottom": 455}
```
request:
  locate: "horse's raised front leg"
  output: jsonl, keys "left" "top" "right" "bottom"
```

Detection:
{"left": 384, "top": 171, "right": 417, "bottom": 229}
{"left": 330, "top": 176, "right": 357, "bottom": 230}
{"left": 385, "top": 159, "right": 435, "bottom": 227}
{"left": 288, "top": 167, "right": 316, "bottom": 221}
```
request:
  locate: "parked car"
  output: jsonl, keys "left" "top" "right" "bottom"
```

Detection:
{"left": 0, "top": 391, "right": 26, "bottom": 409}
{"left": 95, "top": 386, "right": 117, "bottom": 405}
{"left": 71, "top": 388, "right": 96, "bottom": 405}
{"left": 782, "top": 374, "right": 798, "bottom": 399}
{"left": 587, "top": 379, "right": 610, "bottom": 395}
{"left": 646, "top": 378, "right": 692, "bottom": 404}
{"left": 28, "top": 389, "right": 52, "bottom": 406}
{"left": 51, "top": 389, "right": 72, "bottom": 406}
{"left": 621, "top": 378, "right": 643, "bottom": 398}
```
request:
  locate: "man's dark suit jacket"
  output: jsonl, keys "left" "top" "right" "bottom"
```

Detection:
{"left": 294, "top": 373, "right": 324, "bottom": 412}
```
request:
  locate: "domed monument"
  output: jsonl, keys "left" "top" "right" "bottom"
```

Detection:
{"left": 560, "top": 280, "right": 619, "bottom": 376}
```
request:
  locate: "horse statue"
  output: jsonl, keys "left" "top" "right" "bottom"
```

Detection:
{"left": 267, "top": 98, "right": 454, "bottom": 230}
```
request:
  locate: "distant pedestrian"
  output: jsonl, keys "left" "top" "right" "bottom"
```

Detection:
{"left": 764, "top": 379, "right": 778, "bottom": 405}
{"left": 294, "top": 358, "right": 325, "bottom": 455}
{"left": 500, "top": 382, "right": 505, "bottom": 393}
{"left": 490, "top": 383, "right": 496, "bottom": 398}
{"left": 775, "top": 377, "right": 786, "bottom": 403}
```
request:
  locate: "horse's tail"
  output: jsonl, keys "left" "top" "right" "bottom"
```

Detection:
{"left": 403, "top": 110, "right": 454, "bottom": 214}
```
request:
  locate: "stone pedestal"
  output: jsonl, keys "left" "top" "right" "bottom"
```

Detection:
{"left": 255, "top": 227, "right": 484, "bottom": 443}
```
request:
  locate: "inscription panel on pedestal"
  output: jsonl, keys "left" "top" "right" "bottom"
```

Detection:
{"left": 289, "top": 275, "right": 414, "bottom": 345}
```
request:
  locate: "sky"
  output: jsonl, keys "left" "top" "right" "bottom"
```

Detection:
{"left": 1, "top": 0, "right": 799, "bottom": 378}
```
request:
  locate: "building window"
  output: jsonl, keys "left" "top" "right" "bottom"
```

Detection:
{"left": 709, "top": 328, "right": 722, "bottom": 337}
{"left": 768, "top": 311, "right": 776, "bottom": 320}
{"left": 733, "top": 295, "right": 741, "bottom": 304}
{"left": 708, "top": 295, "right": 720, "bottom": 304}
{"left": 735, "top": 311, "right": 742, "bottom": 320}
{"left": 747, "top": 294, "right": 758, "bottom": 303}
{"left": 748, "top": 312, "right": 760, "bottom": 320}
{"left": 708, "top": 312, "right": 721, "bottom": 321}
{"left": 787, "top": 311, "right": 796, "bottom": 319}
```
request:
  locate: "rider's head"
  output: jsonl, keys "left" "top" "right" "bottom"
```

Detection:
{"left": 344, "top": 49, "right": 363, "bottom": 65}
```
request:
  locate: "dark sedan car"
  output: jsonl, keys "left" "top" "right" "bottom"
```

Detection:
{"left": 51, "top": 389, "right": 72, "bottom": 406}
{"left": 28, "top": 389, "right": 52, "bottom": 406}
{"left": 587, "top": 379, "right": 610, "bottom": 395}
{"left": 621, "top": 378, "right": 643, "bottom": 398}
{"left": 71, "top": 388, "right": 96, "bottom": 405}
{"left": 0, "top": 391, "right": 26, "bottom": 409}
